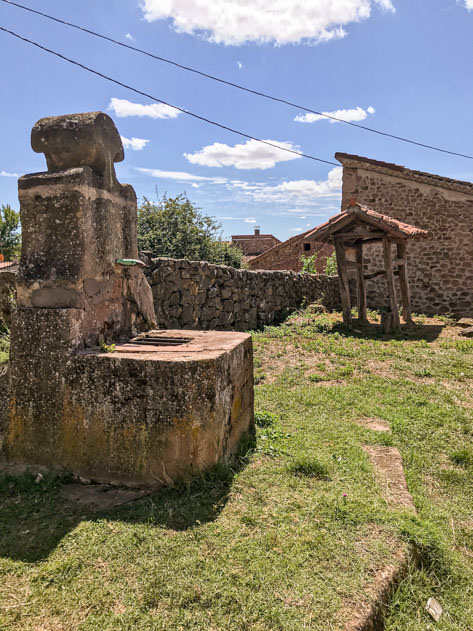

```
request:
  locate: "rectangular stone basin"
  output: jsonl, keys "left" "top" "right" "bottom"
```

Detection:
{"left": 7, "top": 330, "right": 254, "bottom": 487}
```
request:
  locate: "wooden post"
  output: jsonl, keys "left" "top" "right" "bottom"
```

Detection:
{"left": 355, "top": 241, "right": 368, "bottom": 324}
{"left": 397, "top": 241, "right": 413, "bottom": 324}
{"left": 334, "top": 237, "right": 352, "bottom": 328}
{"left": 383, "top": 236, "right": 401, "bottom": 333}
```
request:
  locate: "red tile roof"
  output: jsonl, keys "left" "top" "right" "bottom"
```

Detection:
{"left": 0, "top": 261, "right": 17, "bottom": 270}
{"left": 306, "top": 203, "right": 429, "bottom": 242}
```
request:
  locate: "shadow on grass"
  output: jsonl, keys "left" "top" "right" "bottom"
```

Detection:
{"left": 0, "top": 435, "right": 255, "bottom": 563}
{"left": 330, "top": 320, "right": 444, "bottom": 342}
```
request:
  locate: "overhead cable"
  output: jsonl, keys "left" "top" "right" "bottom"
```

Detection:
{"left": 2, "top": 0, "right": 473, "bottom": 161}
{"left": 0, "top": 26, "right": 339, "bottom": 167}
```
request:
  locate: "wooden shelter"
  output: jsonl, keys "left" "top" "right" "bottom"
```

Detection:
{"left": 308, "top": 203, "right": 429, "bottom": 332}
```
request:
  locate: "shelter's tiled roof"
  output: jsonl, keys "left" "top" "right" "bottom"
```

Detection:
{"left": 306, "top": 204, "right": 429, "bottom": 243}
{"left": 335, "top": 152, "right": 473, "bottom": 194}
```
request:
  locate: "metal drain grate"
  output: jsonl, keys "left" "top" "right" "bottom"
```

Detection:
{"left": 130, "top": 335, "right": 192, "bottom": 347}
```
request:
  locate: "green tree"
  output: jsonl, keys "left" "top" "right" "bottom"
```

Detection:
{"left": 137, "top": 194, "right": 244, "bottom": 268}
{"left": 0, "top": 204, "right": 21, "bottom": 261}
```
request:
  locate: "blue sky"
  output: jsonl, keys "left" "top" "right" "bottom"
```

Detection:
{"left": 1, "top": 0, "right": 472, "bottom": 241}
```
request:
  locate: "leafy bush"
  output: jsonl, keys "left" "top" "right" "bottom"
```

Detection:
{"left": 324, "top": 252, "right": 337, "bottom": 276}
{"left": 137, "top": 194, "right": 244, "bottom": 268}
{"left": 254, "top": 410, "right": 278, "bottom": 428}
{"left": 300, "top": 253, "right": 318, "bottom": 274}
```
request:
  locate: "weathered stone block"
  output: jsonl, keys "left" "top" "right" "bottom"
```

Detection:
{"left": 5, "top": 330, "right": 253, "bottom": 486}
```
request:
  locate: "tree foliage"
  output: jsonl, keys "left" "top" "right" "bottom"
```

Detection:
{"left": 0, "top": 204, "right": 21, "bottom": 261}
{"left": 137, "top": 194, "right": 244, "bottom": 268}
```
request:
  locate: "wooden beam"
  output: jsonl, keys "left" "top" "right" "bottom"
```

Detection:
{"left": 335, "top": 230, "right": 385, "bottom": 241}
{"left": 397, "top": 241, "right": 413, "bottom": 324}
{"left": 383, "top": 236, "right": 401, "bottom": 333}
{"left": 355, "top": 241, "right": 368, "bottom": 324}
{"left": 364, "top": 270, "right": 386, "bottom": 280}
{"left": 334, "top": 238, "right": 352, "bottom": 328}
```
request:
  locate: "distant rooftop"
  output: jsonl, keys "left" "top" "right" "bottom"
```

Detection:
{"left": 231, "top": 227, "right": 281, "bottom": 257}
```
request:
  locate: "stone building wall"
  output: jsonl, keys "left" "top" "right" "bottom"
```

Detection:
{"left": 248, "top": 231, "right": 334, "bottom": 273}
{"left": 336, "top": 153, "right": 473, "bottom": 316}
{"left": 147, "top": 257, "right": 340, "bottom": 331}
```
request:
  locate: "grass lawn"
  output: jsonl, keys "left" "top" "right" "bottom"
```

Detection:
{"left": 1, "top": 309, "right": 472, "bottom": 630}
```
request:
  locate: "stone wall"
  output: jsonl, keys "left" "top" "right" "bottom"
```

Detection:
{"left": 0, "top": 267, "right": 17, "bottom": 328}
{"left": 337, "top": 153, "right": 473, "bottom": 316}
{"left": 147, "top": 257, "right": 340, "bottom": 331}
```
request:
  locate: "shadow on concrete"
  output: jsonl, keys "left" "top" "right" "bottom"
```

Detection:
{"left": 330, "top": 320, "right": 445, "bottom": 343}
{"left": 0, "top": 436, "right": 255, "bottom": 563}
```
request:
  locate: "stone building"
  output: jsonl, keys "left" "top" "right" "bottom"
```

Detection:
{"left": 336, "top": 153, "right": 473, "bottom": 316}
{"left": 231, "top": 226, "right": 280, "bottom": 261}
{"left": 248, "top": 229, "right": 334, "bottom": 273}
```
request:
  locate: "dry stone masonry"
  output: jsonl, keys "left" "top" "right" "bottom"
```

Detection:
{"left": 146, "top": 257, "right": 340, "bottom": 331}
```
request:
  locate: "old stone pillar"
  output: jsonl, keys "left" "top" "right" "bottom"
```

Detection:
{"left": 6, "top": 112, "right": 156, "bottom": 469}
{"left": 3, "top": 112, "right": 253, "bottom": 486}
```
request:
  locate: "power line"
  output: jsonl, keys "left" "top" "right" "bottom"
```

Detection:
{"left": 0, "top": 26, "right": 338, "bottom": 167}
{"left": 2, "top": 0, "right": 473, "bottom": 162}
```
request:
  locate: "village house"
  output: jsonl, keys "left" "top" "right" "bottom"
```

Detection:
{"left": 248, "top": 229, "right": 334, "bottom": 273}
{"left": 231, "top": 226, "right": 281, "bottom": 261}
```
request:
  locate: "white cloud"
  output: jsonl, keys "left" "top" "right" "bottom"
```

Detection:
{"left": 0, "top": 170, "right": 20, "bottom": 177}
{"left": 237, "top": 61, "right": 243, "bottom": 69}
{"left": 140, "top": 0, "right": 394, "bottom": 46}
{"left": 136, "top": 167, "right": 226, "bottom": 183}
{"left": 109, "top": 98, "right": 180, "bottom": 119}
{"left": 125, "top": 33, "right": 135, "bottom": 41}
{"left": 121, "top": 136, "right": 149, "bottom": 151}
{"left": 289, "top": 227, "right": 303, "bottom": 232}
{"left": 236, "top": 167, "right": 343, "bottom": 203}
{"left": 135, "top": 165, "right": 342, "bottom": 212}
{"left": 217, "top": 216, "right": 256, "bottom": 223}
{"left": 295, "top": 105, "right": 375, "bottom": 124}
{"left": 463, "top": 0, "right": 473, "bottom": 9}
{"left": 184, "top": 139, "right": 301, "bottom": 170}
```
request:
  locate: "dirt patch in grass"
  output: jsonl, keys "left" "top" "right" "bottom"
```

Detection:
{"left": 340, "top": 543, "right": 411, "bottom": 631}
{"left": 363, "top": 446, "right": 416, "bottom": 512}
{"left": 357, "top": 418, "right": 391, "bottom": 432}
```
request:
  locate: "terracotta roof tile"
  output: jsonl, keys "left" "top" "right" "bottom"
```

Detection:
{"left": 0, "top": 261, "right": 17, "bottom": 270}
{"left": 307, "top": 203, "right": 429, "bottom": 242}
